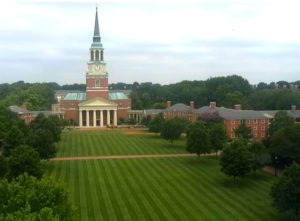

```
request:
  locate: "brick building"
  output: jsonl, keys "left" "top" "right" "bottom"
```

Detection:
{"left": 141, "top": 101, "right": 300, "bottom": 140}
{"left": 55, "top": 8, "right": 131, "bottom": 127}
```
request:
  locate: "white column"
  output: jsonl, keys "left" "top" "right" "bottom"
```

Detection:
{"left": 100, "top": 110, "right": 103, "bottom": 127}
{"left": 86, "top": 110, "right": 90, "bottom": 127}
{"left": 114, "top": 110, "right": 117, "bottom": 126}
{"left": 79, "top": 110, "right": 82, "bottom": 127}
{"left": 93, "top": 110, "right": 96, "bottom": 127}
{"left": 107, "top": 110, "right": 110, "bottom": 126}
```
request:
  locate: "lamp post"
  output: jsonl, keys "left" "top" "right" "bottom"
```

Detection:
{"left": 274, "top": 155, "right": 278, "bottom": 177}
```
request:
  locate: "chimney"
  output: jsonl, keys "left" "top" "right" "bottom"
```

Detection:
{"left": 21, "top": 103, "right": 27, "bottom": 110}
{"left": 167, "top": 101, "right": 171, "bottom": 108}
{"left": 234, "top": 104, "right": 242, "bottom": 110}
{"left": 292, "top": 105, "right": 296, "bottom": 113}
{"left": 209, "top": 102, "right": 216, "bottom": 109}
{"left": 190, "top": 101, "right": 194, "bottom": 110}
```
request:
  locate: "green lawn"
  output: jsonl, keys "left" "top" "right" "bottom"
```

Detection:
{"left": 47, "top": 130, "right": 283, "bottom": 221}
{"left": 57, "top": 130, "right": 186, "bottom": 157}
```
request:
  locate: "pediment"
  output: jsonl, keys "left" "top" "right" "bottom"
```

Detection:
{"left": 79, "top": 97, "right": 117, "bottom": 107}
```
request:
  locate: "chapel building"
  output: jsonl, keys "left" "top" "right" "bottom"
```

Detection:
{"left": 57, "top": 8, "right": 131, "bottom": 127}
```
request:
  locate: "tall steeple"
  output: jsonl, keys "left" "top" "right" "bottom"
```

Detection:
{"left": 91, "top": 7, "right": 103, "bottom": 48}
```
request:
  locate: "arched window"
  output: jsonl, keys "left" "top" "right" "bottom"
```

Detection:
{"left": 101, "top": 50, "right": 104, "bottom": 61}
{"left": 95, "top": 50, "right": 99, "bottom": 61}
{"left": 90, "top": 51, "right": 94, "bottom": 61}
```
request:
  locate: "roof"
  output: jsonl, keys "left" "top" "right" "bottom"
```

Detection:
{"left": 164, "top": 103, "right": 191, "bottom": 112}
{"left": 9, "top": 106, "right": 61, "bottom": 117}
{"left": 54, "top": 90, "right": 83, "bottom": 95}
{"left": 9, "top": 105, "right": 29, "bottom": 114}
{"left": 78, "top": 97, "right": 117, "bottom": 107}
{"left": 194, "top": 106, "right": 300, "bottom": 120}
{"left": 63, "top": 93, "right": 87, "bottom": 101}
{"left": 109, "top": 92, "right": 129, "bottom": 100}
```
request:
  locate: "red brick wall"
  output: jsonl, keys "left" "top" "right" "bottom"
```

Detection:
{"left": 60, "top": 100, "right": 80, "bottom": 124}
{"left": 118, "top": 108, "right": 129, "bottom": 119}
{"left": 225, "top": 119, "right": 269, "bottom": 140}
{"left": 87, "top": 91, "right": 109, "bottom": 100}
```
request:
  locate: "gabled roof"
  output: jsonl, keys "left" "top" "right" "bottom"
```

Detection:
{"left": 164, "top": 103, "right": 191, "bottom": 112}
{"left": 78, "top": 97, "right": 117, "bottom": 107}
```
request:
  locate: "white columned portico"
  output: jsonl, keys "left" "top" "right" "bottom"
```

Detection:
{"left": 100, "top": 110, "right": 103, "bottom": 127}
{"left": 86, "top": 110, "right": 90, "bottom": 127}
{"left": 79, "top": 110, "right": 82, "bottom": 127}
{"left": 107, "top": 110, "right": 110, "bottom": 125}
{"left": 93, "top": 110, "right": 96, "bottom": 127}
{"left": 114, "top": 110, "right": 117, "bottom": 126}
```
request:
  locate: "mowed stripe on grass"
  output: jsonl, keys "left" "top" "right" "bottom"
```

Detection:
{"left": 56, "top": 130, "right": 187, "bottom": 157}
{"left": 47, "top": 157, "right": 281, "bottom": 221}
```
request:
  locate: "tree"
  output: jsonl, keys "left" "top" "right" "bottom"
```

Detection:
{"left": 186, "top": 122, "right": 211, "bottom": 156}
{"left": 8, "top": 146, "right": 43, "bottom": 179}
{"left": 209, "top": 123, "right": 228, "bottom": 155}
{"left": 0, "top": 174, "right": 73, "bottom": 220}
{"left": 0, "top": 155, "right": 8, "bottom": 178}
{"left": 234, "top": 121, "right": 253, "bottom": 141}
{"left": 220, "top": 139, "right": 252, "bottom": 181}
{"left": 270, "top": 162, "right": 300, "bottom": 219}
{"left": 27, "top": 128, "right": 57, "bottom": 159}
{"left": 249, "top": 140, "right": 266, "bottom": 175}
{"left": 269, "top": 111, "right": 294, "bottom": 137}
{"left": 148, "top": 113, "right": 164, "bottom": 133}
{"left": 161, "top": 118, "right": 185, "bottom": 144}
{"left": 3, "top": 125, "right": 25, "bottom": 156}
{"left": 271, "top": 125, "right": 300, "bottom": 163}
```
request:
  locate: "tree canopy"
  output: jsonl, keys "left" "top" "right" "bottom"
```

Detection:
{"left": 234, "top": 121, "right": 253, "bottom": 141}
{"left": 270, "top": 162, "right": 300, "bottom": 218}
{"left": 220, "top": 139, "right": 252, "bottom": 181}
{"left": 0, "top": 174, "right": 73, "bottom": 220}
{"left": 160, "top": 118, "right": 185, "bottom": 144}
{"left": 148, "top": 113, "right": 165, "bottom": 133}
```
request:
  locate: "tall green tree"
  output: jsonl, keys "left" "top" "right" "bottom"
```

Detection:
{"left": 269, "top": 111, "right": 295, "bottom": 136}
{"left": 271, "top": 125, "right": 300, "bottom": 163}
{"left": 0, "top": 156, "right": 8, "bottom": 179}
{"left": 220, "top": 139, "right": 252, "bottom": 181}
{"left": 234, "top": 121, "right": 253, "bottom": 141}
{"left": 270, "top": 162, "right": 300, "bottom": 219}
{"left": 148, "top": 113, "right": 164, "bottom": 133}
{"left": 209, "top": 123, "right": 228, "bottom": 155}
{"left": 249, "top": 140, "right": 266, "bottom": 175}
{"left": 3, "top": 125, "right": 25, "bottom": 156}
{"left": 186, "top": 122, "right": 211, "bottom": 156}
{"left": 0, "top": 174, "right": 73, "bottom": 220}
{"left": 161, "top": 118, "right": 185, "bottom": 144}
{"left": 8, "top": 146, "right": 43, "bottom": 179}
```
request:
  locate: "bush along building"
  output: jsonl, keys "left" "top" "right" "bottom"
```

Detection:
{"left": 131, "top": 101, "right": 300, "bottom": 140}
{"left": 53, "top": 8, "right": 131, "bottom": 127}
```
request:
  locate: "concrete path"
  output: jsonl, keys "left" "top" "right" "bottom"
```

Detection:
{"left": 50, "top": 153, "right": 218, "bottom": 162}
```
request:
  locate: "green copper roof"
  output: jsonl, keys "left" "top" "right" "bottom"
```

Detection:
{"left": 91, "top": 7, "right": 102, "bottom": 48}
{"left": 63, "top": 93, "right": 87, "bottom": 101}
{"left": 109, "top": 92, "right": 129, "bottom": 100}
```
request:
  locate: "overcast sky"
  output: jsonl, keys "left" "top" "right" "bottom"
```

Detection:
{"left": 1, "top": 0, "right": 300, "bottom": 85}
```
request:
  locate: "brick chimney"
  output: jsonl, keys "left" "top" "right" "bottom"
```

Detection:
{"left": 209, "top": 102, "right": 216, "bottom": 109}
{"left": 234, "top": 104, "right": 242, "bottom": 110}
{"left": 167, "top": 101, "right": 171, "bottom": 108}
{"left": 21, "top": 103, "right": 27, "bottom": 110}
{"left": 291, "top": 105, "right": 296, "bottom": 113}
{"left": 190, "top": 101, "right": 194, "bottom": 110}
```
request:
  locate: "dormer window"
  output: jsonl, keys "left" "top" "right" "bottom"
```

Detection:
{"left": 95, "top": 79, "right": 100, "bottom": 87}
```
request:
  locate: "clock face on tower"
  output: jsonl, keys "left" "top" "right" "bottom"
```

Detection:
{"left": 95, "top": 65, "right": 100, "bottom": 70}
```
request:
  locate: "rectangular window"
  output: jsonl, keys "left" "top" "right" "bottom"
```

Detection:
{"left": 231, "top": 120, "right": 235, "bottom": 124}
{"left": 254, "top": 133, "right": 257, "bottom": 137}
{"left": 253, "top": 126, "right": 257, "bottom": 130}
{"left": 231, "top": 126, "right": 235, "bottom": 131}
{"left": 247, "top": 120, "right": 251, "bottom": 124}
{"left": 261, "top": 126, "right": 265, "bottom": 130}
{"left": 95, "top": 79, "right": 100, "bottom": 87}
{"left": 261, "top": 133, "right": 265, "bottom": 138}
{"left": 253, "top": 119, "right": 257, "bottom": 124}
{"left": 261, "top": 119, "right": 265, "bottom": 123}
